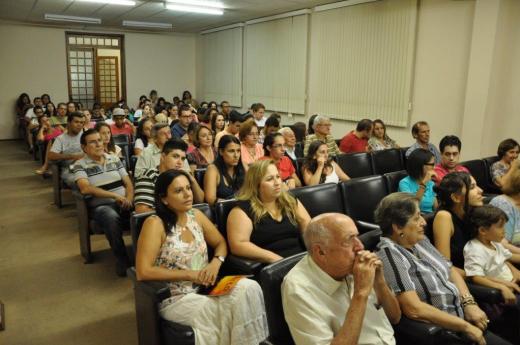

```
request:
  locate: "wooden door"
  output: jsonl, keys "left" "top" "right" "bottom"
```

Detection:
{"left": 95, "top": 56, "right": 120, "bottom": 109}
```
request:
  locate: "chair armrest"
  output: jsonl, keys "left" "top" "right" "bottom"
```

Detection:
{"left": 222, "top": 255, "right": 264, "bottom": 277}
{"left": 394, "top": 317, "right": 445, "bottom": 345}
{"left": 128, "top": 267, "right": 171, "bottom": 302}
{"left": 467, "top": 282, "right": 503, "bottom": 304}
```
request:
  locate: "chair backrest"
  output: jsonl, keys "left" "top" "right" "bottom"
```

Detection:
{"left": 289, "top": 183, "right": 343, "bottom": 218}
{"left": 384, "top": 170, "right": 408, "bottom": 194}
{"left": 336, "top": 152, "right": 374, "bottom": 178}
{"left": 294, "top": 142, "right": 304, "bottom": 159}
{"left": 130, "top": 155, "right": 138, "bottom": 173}
{"left": 482, "top": 156, "right": 502, "bottom": 194}
{"left": 130, "top": 211, "right": 155, "bottom": 258}
{"left": 461, "top": 159, "right": 489, "bottom": 191}
{"left": 400, "top": 146, "right": 410, "bottom": 166}
{"left": 118, "top": 142, "right": 131, "bottom": 171}
{"left": 194, "top": 168, "right": 206, "bottom": 188}
{"left": 194, "top": 203, "right": 214, "bottom": 223}
{"left": 358, "top": 228, "right": 382, "bottom": 251}
{"left": 214, "top": 199, "right": 239, "bottom": 237}
{"left": 259, "top": 252, "right": 305, "bottom": 345}
{"left": 372, "top": 148, "right": 404, "bottom": 175}
{"left": 113, "top": 133, "right": 130, "bottom": 145}
{"left": 340, "top": 175, "right": 388, "bottom": 227}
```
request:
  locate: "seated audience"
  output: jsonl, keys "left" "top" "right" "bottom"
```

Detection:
{"left": 303, "top": 115, "right": 341, "bottom": 157}
{"left": 375, "top": 193, "right": 510, "bottom": 345}
{"left": 134, "top": 123, "right": 173, "bottom": 178}
{"left": 110, "top": 108, "right": 135, "bottom": 140}
{"left": 50, "top": 103, "right": 68, "bottom": 129}
{"left": 72, "top": 129, "right": 133, "bottom": 276}
{"left": 91, "top": 103, "right": 106, "bottom": 122}
{"left": 48, "top": 112, "right": 85, "bottom": 186}
{"left": 465, "top": 205, "right": 520, "bottom": 304}
{"left": 251, "top": 102, "right": 266, "bottom": 127}
{"left": 227, "top": 160, "right": 310, "bottom": 262}
{"left": 339, "top": 118, "right": 373, "bottom": 153}
{"left": 432, "top": 172, "right": 484, "bottom": 272}
{"left": 199, "top": 107, "right": 216, "bottom": 128}
{"left": 35, "top": 114, "right": 63, "bottom": 175}
{"left": 405, "top": 121, "right": 441, "bottom": 164}
{"left": 204, "top": 135, "right": 245, "bottom": 206}
{"left": 307, "top": 114, "right": 318, "bottom": 135}
{"left": 16, "top": 92, "right": 31, "bottom": 118}
{"left": 368, "top": 119, "right": 399, "bottom": 151}
{"left": 186, "top": 121, "right": 199, "bottom": 153}
{"left": 134, "top": 139, "right": 204, "bottom": 213}
{"left": 166, "top": 103, "right": 178, "bottom": 126}
{"left": 398, "top": 148, "right": 438, "bottom": 214}
{"left": 139, "top": 103, "right": 154, "bottom": 122}
{"left": 82, "top": 109, "right": 96, "bottom": 129}
{"left": 95, "top": 122, "right": 122, "bottom": 157}
{"left": 282, "top": 213, "right": 400, "bottom": 345}
{"left": 239, "top": 119, "right": 264, "bottom": 171}
{"left": 261, "top": 133, "right": 301, "bottom": 189}
{"left": 490, "top": 160, "right": 520, "bottom": 254}
{"left": 171, "top": 105, "right": 193, "bottom": 140}
{"left": 433, "top": 135, "right": 469, "bottom": 185}
{"left": 302, "top": 141, "right": 350, "bottom": 186}
{"left": 149, "top": 89, "right": 158, "bottom": 105}
{"left": 66, "top": 101, "right": 76, "bottom": 115}
{"left": 44, "top": 101, "right": 56, "bottom": 118}
{"left": 210, "top": 112, "right": 225, "bottom": 135}
{"left": 220, "top": 101, "right": 231, "bottom": 121}
{"left": 258, "top": 115, "right": 280, "bottom": 145}
{"left": 187, "top": 125, "right": 216, "bottom": 171}
{"left": 279, "top": 127, "right": 302, "bottom": 169}
{"left": 214, "top": 110, "right": 242, "bottom": 148}
{"left": 25, "top": 104, "right": 44, "bottom": 152}
{"left": 491, "top": 138, "right": 519, "bottom": 189}
{"left": 135, "top": 169, "right": 268, "bottom": 344}
{"left": 134, "top": 118, "right": 153, "bottom": 156}
{"left": 182, "top": 90, "right": 198, "bottom": 109}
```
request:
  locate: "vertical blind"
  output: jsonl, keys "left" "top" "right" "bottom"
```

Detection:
{"left": 244, "top": 15, "right": 308, "bottom": 114}
{"left": 200, "top": 27, "right": 243, "bottom": 107}
{"left": 308, "top": 0, "right": 417, "bottom": 126}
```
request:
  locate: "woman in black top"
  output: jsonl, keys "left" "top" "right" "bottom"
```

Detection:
{"left": 204, "top": 135, "right": 245, "bottom": 206}
{"left": 227, "top": 159, "right": 311, "bottom": 263}
{"left": 432, "top": 172, "right": 484, "bottom": 274}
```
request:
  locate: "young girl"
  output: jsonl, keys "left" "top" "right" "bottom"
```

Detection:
{"left": 464, "top": 205, "right": 520, "bottom": 304}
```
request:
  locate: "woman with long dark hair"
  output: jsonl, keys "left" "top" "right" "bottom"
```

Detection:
{"left": 134, "top": 118, "right": 153, "bottom": 156}
{"left": 301, "top": 140, "right": 349, "bottom": 186}
{"left": 204, "top": 135, "right": 245, "bottom": 206}
{"left": 136, "top": 170, "right": 268, "bottom": 345}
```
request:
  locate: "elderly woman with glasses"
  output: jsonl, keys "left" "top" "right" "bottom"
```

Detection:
{"left": 375, "top": 193, "right": 511, "bottom": 345}
{"left": 398, "top": 148, "right": 438, "bottom": 214}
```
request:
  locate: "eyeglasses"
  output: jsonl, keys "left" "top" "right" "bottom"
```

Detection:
{"left": 424, "top": 163, "right": 435, "bottom": 166}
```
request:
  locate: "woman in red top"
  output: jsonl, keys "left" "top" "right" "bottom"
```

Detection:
{"left": 35, "top": 115, "right": 63, "bottom": 175}
{"left": 261, "top": 133, "right": 301, "bottom": 190}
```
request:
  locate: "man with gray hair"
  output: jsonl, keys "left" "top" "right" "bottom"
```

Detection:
{"left": 282, "top": 213, "right": 400, "bottom": 345}
{"left": 279, "top": 127, "right": 303, "bottom": 168}
{"left": 135, "top": 123, "right": 173, "bottom": 178}
{"left": 303, "top": 115, "right": 341, "bottom": 157}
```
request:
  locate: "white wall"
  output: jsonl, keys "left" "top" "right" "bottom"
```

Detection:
{"left": 0, "top": 22, "right": 197, "bottom": 140}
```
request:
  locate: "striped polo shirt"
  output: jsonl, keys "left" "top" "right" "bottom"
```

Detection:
{"left": 72, "top": 153, "right": 128, "bottom": 196}
{"left": 134, "top": 168, "right": 159, "bottom": 208}
{"left": 376, "top": 237, "right": 463, "bottom": 318}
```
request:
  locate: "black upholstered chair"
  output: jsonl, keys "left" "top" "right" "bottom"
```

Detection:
{"left": 482, "top": 156, "right": 502, "bottom": 194}
{"left": 400, "top": 146, "right": 410, "bottom": 165}
{"left": 289, "top": 183, "right": 343, "bottom": 217}
{"left": 113, "top": 133, "right": 131, "bottom": 145}
{"left": 336, "top": 152, "right": 374, "bottom": 178}
{"left": 461, "top": 159, "right": 501, "bottom": 195}
{"left": 372, "top": 148, "right": 404, "bottom": 175}
{"left": 384, "top": 170, "right": 408, "bottom": 194}
{"left": 340, "top": 175, "right": 388, "bottom": 228}
{"left": 194, "top": 168, "right": 206, "bottom": 188}
{"left": 130, "top": 155, "right": 138, "bottom": 174}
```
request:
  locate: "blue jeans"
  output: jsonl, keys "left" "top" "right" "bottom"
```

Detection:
{"left": 91, "top": 203, "right": 130, "bottom": 260}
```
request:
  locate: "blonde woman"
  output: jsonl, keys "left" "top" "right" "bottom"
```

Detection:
{"left": 227, "top": 160, "right": 311, "bottom": 263}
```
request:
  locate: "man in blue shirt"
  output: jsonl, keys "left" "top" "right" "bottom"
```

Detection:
{"left": 171, "top": 104, "right": 193, "bottom": 140}
{"left": 405, "top": 121, "right": 441, "bottom": 164}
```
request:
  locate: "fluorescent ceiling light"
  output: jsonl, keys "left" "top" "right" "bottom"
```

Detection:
{"left": 314, "top": 0, "right": 380, "bottom": 12}
{"left": 122, "top": 20, "right": 173, "bottom": 29}
{"left": 166, "top": 0, "right": 224, "bottom": 9}
{"left": 76, "top": 0, "right": 136, "bottom": 5}
{"left": 44, "top": 14, "right": 101, "bottom": 24}
{"left": 165, "top": 4, "right": 223, "bottom": 15}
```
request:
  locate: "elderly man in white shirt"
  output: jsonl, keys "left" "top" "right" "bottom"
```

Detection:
{"left": 282, "top": 213, "right": 400, "bottom": 345}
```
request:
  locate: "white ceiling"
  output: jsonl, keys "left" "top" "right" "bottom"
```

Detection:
{"left": 0, "top": 0, "right": 340, "bottom": 33}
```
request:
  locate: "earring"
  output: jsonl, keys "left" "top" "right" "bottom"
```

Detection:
{"left": 399, "top": 233, "right": 404, "bottom": 238}
{"left": 164, "top": 201, "right": 168, "bottom": 205}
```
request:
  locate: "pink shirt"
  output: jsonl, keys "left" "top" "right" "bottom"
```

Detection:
{"left": 433, "top": 164, "right": 469, "bottom": 185}
{"left": 339, "top": 131, "right": 368, "bottom": 153}
{"left": 241, "top": 143, "right": 264, "bottom": 168}
{"left": 110, "top": 123, "right": 133, "bottom": 139}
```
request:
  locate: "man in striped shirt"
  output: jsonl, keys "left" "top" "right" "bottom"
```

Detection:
{"left": 134, "top": 138, "right": 204, "bottom": 214}
{"left": 303, "top": 115, "right": 341, "bottom": 157}
{"left": 73, "top": 129, "right": 133, "bottom": 277}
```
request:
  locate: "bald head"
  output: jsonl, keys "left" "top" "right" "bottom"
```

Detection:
{"left": 304, "top": 213, "right": 357, "bottom": 251}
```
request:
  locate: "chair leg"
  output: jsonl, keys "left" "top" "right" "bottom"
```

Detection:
{"left": 51, "top": 164, "right": 62, "bottom": 208}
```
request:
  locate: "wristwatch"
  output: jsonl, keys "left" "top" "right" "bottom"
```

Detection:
{"left": 215, "top": 255, "right": 226, "bottom": 263}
